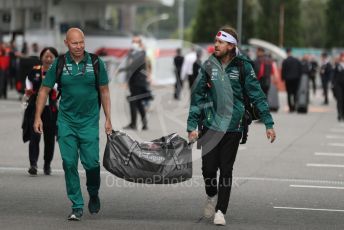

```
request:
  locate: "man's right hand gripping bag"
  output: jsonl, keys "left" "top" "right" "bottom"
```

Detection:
{"left": 103, "top": 130, "right": 192, "bottom": 184}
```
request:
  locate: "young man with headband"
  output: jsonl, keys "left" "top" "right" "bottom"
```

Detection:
{"left": 187, "top": 26, "right": 276, "bottom": 225}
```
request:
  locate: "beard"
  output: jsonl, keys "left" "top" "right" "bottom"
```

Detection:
{"left": 215, "top": 47, "right": 236, "bottom": 59}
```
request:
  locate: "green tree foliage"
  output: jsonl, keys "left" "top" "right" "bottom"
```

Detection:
{"left": 191, "top": 0, "right": 255, "bottom": 43}
{"left": 300, "top": 0, "right": 327, "bottom": 48}
{"left": 135, "top": 0, "right": 199, "bottom": 39}
{"left": 326, "top": 0, "right": 344, "bottom": 47}
{"left": 256, "top": 0, "right": 302, "bottom": 47}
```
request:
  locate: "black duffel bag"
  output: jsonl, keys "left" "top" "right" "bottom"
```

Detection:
{"left": 103, "top": 130, "right": 192, "bottom": 184}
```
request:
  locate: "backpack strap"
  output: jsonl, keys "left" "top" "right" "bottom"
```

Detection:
{"left": 89, "top": 53, "right": 101, "bottom": 109}
{"left": 89, "top": 53, "right": 100, "bottom": 89}
{"left": 204, "top": 60, "right": 212, "bottom": 88}
{"left": 55, "top": 55, "right": 65, "bottom": 100}
{"left": 237, "top": 60, "right": 251, "bottom": 108}
{"left": 237, "top": 60, "right": 250, "bottom": 144}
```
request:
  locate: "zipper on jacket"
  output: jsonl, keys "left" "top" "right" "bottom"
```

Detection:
{"left": 211, "top": 59, "right": 226, "bottom": 82}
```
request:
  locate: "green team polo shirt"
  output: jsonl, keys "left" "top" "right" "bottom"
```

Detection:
{"left": 42, "top": 51, "right": 109, "bottom": 126}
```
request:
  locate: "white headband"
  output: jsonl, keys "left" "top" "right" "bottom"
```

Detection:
{"left": 216, "top": 31, "right": 237, "bottom": 45}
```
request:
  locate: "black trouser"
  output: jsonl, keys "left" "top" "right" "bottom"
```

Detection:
{"left": 0, "top": 69, "right": 7, "bottom": 99}
{"left": 188, "top": 74, "right": 196, "bottom": 90}
{"left": 201, "top": 128, "right": 242, "bottom": 214}
{"left": 334, "top": 83, "right": 344, "bottom": 120}
{"left": 29, "top": 106, "right": 56, "bottom": 167}
{"left": 309, "top": 75, "right": 316, "bottom": 95}
{"left": 9, "top": 67, "right": 16, "bottom": 90}
{"left": 259, "top": 77, "right": 271, "bottom": 97}
{"left": 321, "top": 77, "right": 330, "bottom": 103}
{"left": 174, "top": 70, "right": 183, "bottom": 99}
{"left": 285, "top": 79, "right": 300, "bottom": 112}
{"left": 128, "top": 87, "right": 147, "bottom": 128}
{"left": 259, "top": 83, "right": 270, "bottom": 97}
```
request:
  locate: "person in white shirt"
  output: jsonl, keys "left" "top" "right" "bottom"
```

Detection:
{"left": 181, "top": 47, "right": 197, "bottom": 89}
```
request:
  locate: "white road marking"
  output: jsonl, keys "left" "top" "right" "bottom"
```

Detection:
{"left": 330, "top": 129, "right": 344, "bottom": 133}
{"left": 307, "top": 163, "right": 344, "bottom": 168}
{"left": 326, "top": 135, "right": 344, "bottom": 139}
{"left": 290, "top": 184, "right": 344, "bottom": 190}
{"left": 328, "top": 143, "right": 344, "bottom": 147}
{"left": 274, "top": 207, "right": 344, "bottom": 212}
{"left": 233, "top": 176, "right": 344, "bottom": 185}
{"left": 314, "top": 152, "right": 344, "bottom": 157}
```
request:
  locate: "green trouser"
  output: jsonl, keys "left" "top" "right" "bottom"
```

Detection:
{"left": 57, "top": 120, "right": 100, "bottom": 209}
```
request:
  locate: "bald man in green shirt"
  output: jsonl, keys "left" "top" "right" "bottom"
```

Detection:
{"left": 34, "top": 28, "right": 112, "bottom": 221}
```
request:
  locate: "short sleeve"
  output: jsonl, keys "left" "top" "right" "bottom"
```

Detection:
{"left": 42, "top": 59, "right": 58, "bottom": 88}
{"left": 98, "top": 58, "right": 109, "bottom": 86}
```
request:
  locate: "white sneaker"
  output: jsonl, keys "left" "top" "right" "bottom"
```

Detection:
{"left": 203, "top": 195, "right": 217, "bottom": 218}
{"left": 214, "top": 210, "right": 226, "bottom": 226}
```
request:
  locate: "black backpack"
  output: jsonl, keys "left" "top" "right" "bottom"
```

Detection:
{"left": 204, "top": 60, "right": 260, "bottom": 144}
{"left": 257, "top": 58, "right": 272, "bottom": 91}
{"left": 236, "top": 61, "right": 260, "bottom": 144}
{"left": 55, "top": 53, "right": 101, "bottom": 108}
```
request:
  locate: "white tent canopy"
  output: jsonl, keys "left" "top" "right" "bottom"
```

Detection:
{"left": 248, "top": 38, "right": 287, "bottom": 60}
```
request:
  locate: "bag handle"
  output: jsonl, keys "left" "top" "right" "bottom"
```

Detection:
{"left": 125, "top": 142, "right": 139, "bottom": 166}
{"left": 107, "top": 130, "right": 137, "bottom": 166}
{"left": 167, "top": 140, "right": 183, "bottom": 170}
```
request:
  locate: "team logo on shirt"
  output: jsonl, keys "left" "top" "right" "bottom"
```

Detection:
{"left": 250, "top": 69, "right": 256, "bottom": 78}
{"left": 211, "top": 68, "right": 218, "bottom": 80}
{"left": 86, "top": 64, "right": 94, "bottom": 73}
{"left": 229, "top": 70, "right": 239, "bottom": 80}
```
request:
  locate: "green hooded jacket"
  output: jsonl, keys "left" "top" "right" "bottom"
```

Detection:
{"left": 187, "top": 54, "right": 274, "bottom": 132}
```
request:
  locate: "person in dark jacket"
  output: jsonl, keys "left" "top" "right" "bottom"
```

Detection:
{"left": 187, "top": 26, "right": 276, "bottom": 226}
{"left": 320, "top": 52, "right": 333, "bottom": 105}
{"left": 332, "top": 52, "right": 344, "bottom": 121}
{"left": 122, "top": 35, "right": 150, "bottom": 130}
{"left": 281, "top": 48, "right": 303, "bottom": 112}
{"left": 173, "top": 48, "right": 184, "bottom": 100}
{"left": 24, "top": 47, "right": 58, "bottom": 175}
{"left": 308, "top": 55, "right": 318, "bottom": 95}
{"left": 191, "top": 49, "right": 202, "bottom": 88}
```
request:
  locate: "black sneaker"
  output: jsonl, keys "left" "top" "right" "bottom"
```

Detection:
{"left": 28, "top": 166, "right": 37, "bottom": 176}
{"left": 43, "top": 165, "right": 51, "bottom": 175}
{"left": 123, "top": 124, "right": 137, "bottom": 130}
{"left": 68, "top": 208, "right": 83, "bottom": 221}
{"left": 88, "top": 195, "right": 100, "bottom": 214}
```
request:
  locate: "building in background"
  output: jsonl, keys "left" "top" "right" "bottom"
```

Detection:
{"left": 0, "top": 0, "right": 172, "bottom": 49}
{"left": 0, "top": 0, "right": 184, "bottom": 85}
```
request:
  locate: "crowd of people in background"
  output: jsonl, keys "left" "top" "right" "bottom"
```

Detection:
{"left": 3, "top": 38, "right": 344, "bottom": 124}
{"left": 173, "top": 45, "right": 344, "bottom": 122}
{"left": 281, "top": 48, "right": 344, "bottom": 121}
{"left": 0, "top": 40, "right": 41, "bottom": 99}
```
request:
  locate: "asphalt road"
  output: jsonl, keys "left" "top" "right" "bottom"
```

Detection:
{"left": 1, "top": 83, "right": 344, "bottom": 230}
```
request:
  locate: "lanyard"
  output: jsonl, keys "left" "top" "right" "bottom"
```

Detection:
{"left": 64, "top": 55, "right": 88, "bottom": 77}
